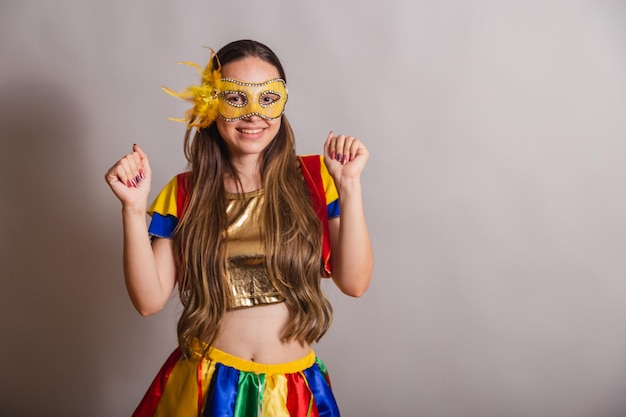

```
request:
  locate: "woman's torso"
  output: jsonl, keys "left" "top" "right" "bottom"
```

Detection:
{"left": 213, "top": 188, "right": 311, "bottom": 363}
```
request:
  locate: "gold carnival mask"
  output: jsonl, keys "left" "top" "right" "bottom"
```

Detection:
{"left": 162, "top": 49, "right": 287, "bottom": 129}
{"left": 218, "top": 78, "right": 287, "bottom": 121}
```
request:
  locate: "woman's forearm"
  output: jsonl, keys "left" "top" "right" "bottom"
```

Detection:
{"left": 329, "top": 179, "right": 374, "bottom": 297}
{"left": 121, "top": 207, "right": 176, "bottom": 315}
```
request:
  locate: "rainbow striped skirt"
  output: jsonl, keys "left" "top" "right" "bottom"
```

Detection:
{"left": 131, "top": 341, "right": 340, "bottom": 417}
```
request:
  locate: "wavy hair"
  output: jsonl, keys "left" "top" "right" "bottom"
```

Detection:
{"left": 172, "top": 40, "right": 333, "bottom": 356}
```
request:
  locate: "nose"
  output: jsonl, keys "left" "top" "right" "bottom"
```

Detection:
{"left": 242, "top": 113, "right": 262, "bottom": 122}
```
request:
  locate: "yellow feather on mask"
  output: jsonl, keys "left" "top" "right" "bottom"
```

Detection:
{"left": 162, "top": 48, "right": 223, "bottom": 129}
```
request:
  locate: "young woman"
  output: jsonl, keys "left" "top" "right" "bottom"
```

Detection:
{"left": 105, "top": 39, "right": 373, "bottom": 417}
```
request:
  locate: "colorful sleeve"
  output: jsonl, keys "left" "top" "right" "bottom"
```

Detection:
{"left": 299, "top": 155, "right": 340, "bottom": 278}
{"left": 147, "top": 176, "right": 181, "bottom": 238}
{"left": 318, "top": 156, "right": 340, "bottom": 218}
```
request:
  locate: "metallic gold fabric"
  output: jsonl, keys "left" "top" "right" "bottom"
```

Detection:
{"left": 225, "top": 189, "right": 283, "bottom": 309}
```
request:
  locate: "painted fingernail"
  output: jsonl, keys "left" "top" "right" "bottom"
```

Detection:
{"left": 131, "top": 179, "right": 137, "bottom": 187}
{"left": 127, "top": 180, "right": 132, "bottom": 187}
{"left": 135, "top": 175, "right": 141, "bottom": 184}
{"left": 331, "top": 151, "right": 336, "bottom": 160}
{"left": 139, "top": 169, "right": 145, "bottom": 179}
{"left": 336, "top": 153, "right": 343, "bottom": 162}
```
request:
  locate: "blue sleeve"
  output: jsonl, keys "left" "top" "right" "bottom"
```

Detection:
{"left": 327, "top": 199, "right": 340, "bottom": 218}
{"left": 148, "top": 213, "right": 178, "bottom": 238}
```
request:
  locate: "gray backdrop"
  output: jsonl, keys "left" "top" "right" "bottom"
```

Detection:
{"left": 1, "top": 1, "right": 625, "bottom": 416}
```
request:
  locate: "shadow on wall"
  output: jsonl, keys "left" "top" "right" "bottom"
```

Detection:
{"left": 0, "top": 79, "right": 126, "bottom": 417}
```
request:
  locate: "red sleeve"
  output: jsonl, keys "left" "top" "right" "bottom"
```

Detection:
{"left": 299, "top": 155, "right": 333, "bottom": 278}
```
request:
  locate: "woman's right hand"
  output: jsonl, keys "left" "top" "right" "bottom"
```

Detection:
{"left": 104, "top": 144, "right": 151, "bottom": 210}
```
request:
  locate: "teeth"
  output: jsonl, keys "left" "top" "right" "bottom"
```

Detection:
{"left": 240, "top": 128, "right": 263, "bottom": 134}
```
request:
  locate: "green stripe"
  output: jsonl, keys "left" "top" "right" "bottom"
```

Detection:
{"left": 315, "top": 357, "right": 328, "bottom": 375}
{"left": 234, "top": 371, "right": 266, "bottom": 417}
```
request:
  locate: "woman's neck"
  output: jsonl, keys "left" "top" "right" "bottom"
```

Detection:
{"left": 225, "top": 155, "right": 262, "bottom": 193}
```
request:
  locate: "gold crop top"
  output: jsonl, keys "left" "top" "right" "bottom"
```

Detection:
{"left": 225, "top": 189, "right": 284, "bottom": 309}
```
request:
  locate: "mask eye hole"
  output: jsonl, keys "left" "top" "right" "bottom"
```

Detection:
{"left": 222, "top": 91, "right": 248, "bottom": 107}
{"left": 259, "top": 92, "right": 281, "bottom": 107}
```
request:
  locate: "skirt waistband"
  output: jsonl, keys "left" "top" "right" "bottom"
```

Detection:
{"left": 189, "top": 338, "right": 317, "bottom": 375}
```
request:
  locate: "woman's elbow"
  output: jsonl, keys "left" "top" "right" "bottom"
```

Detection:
{"left": 335, "top": 274, "right": 372, "bottom": 298}
{"left": 137, "top": 307, "right": 161, "bottom": 317}
{"left": 343, "top": 285, "right": 369, "bottom": 298}
{"left": 132, "top": 299, "right": 166, "bottom": 317}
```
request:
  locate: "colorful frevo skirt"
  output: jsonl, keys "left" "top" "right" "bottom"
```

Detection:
{"left": 132, "top": 339, "right": 340, "bottom": 417}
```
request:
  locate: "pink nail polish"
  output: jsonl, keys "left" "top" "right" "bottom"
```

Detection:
{"left": 139, "top": 169, "right": 145, "bottom": 179}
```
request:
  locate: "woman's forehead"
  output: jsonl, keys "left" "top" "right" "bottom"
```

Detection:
{"left": 220, "top": 56, "right": 281, "bottom": 83}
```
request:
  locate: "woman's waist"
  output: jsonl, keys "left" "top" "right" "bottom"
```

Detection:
{"left": 211, "top": 303, "right": 311, "bottom": 364}
{"left": 190, "top": 338, "right": 315, "bottom": 374}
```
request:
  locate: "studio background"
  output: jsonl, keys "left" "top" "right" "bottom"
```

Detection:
{"left": 1, "top": 1, "right": 625, "bottom": 416}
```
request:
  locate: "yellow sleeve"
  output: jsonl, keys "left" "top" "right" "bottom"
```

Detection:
{"left": 147, "top": 175, "right": 179, "bottom": 218}
{"left": 318, "top": 155, "right": 339, "bottom": 204}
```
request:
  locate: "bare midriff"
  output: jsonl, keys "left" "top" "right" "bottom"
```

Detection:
{"left": 212, "top": 302, "right": 311, "bottom": 364}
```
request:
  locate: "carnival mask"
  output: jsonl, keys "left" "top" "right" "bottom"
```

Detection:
{"left": 163, "top": 49, "right": 288, "bottom": 129}
{"left": 218, "top": 78, "right": 287, "bottom": 122}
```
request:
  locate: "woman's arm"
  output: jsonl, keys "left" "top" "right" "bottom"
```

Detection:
{"left": 324, "top": 132, "right": 374, "bottom": 297}
{"left": 105, "top": 144, "right": 177, "bottom": 315}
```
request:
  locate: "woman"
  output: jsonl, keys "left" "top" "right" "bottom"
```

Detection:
{"left": 105, "top": 39, "right": 373, "bottom": 417}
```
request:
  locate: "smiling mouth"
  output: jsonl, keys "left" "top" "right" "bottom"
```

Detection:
{"left": 238, "top": 128, "right": 265, "bottom": 134}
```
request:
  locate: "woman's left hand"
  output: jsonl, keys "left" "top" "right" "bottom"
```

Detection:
{"left": 323, "top": 131, "right": 369, "bottom": 183}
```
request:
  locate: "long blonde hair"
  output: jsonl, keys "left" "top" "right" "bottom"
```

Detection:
{"left": 172, "top": 40, "right": 332, "bottom": 356}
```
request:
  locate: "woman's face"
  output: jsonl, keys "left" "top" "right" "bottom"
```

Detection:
{"left": 216, "top": 56, "right": 283, "bottom": 161}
